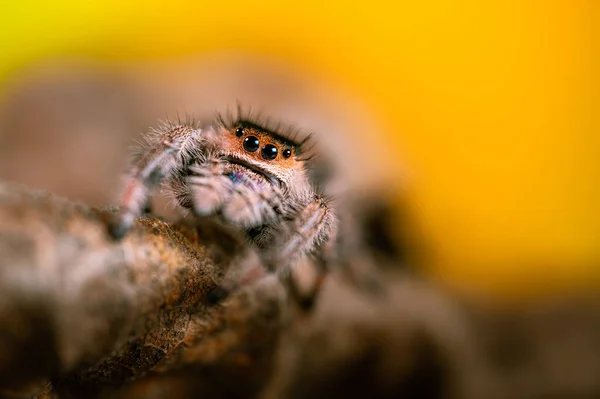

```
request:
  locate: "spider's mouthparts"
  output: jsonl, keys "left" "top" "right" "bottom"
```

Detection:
{"left": 224, "top": 156, "right": 280, "bottom": 186}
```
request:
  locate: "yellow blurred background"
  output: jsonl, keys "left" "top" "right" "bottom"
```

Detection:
{"left": 0, "top": 0, "right": 596, "bottom": 300}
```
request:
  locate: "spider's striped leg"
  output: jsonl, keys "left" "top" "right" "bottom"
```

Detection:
{"left": 110, "top": 124, "right": 209, "bottom": 239}
{"left": 269, "top": 194, "right": 336, "bottom": 271}
{"left": 265, "top": 194, "right": 338, "bottom": 309}
{"left": 282, "top": 253, "right": 331, "bottom": 310}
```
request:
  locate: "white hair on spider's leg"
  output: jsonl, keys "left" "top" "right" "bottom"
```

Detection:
{"left": 110, "top": 121, "right": 214, "bottom": 239}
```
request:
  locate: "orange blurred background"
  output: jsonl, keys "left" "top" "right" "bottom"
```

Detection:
{"left": 0, "top": 0, "right": 596, "bottom": 300}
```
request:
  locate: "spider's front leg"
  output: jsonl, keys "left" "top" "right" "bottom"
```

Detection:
{"left": 267, "top": 193, "right": 337, "bottom": 307}
{"left": 109, "top": 123, "right": 218, "bottom": 239}
{"left": 212, "top": 193, "right": 337, "bottom": 307}
{"left": 267, "top": 194, "right": 336, "bottom": 271}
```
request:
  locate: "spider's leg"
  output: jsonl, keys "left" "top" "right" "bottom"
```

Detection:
{"left": 266, "top": 194, "right": 336, "bottom": 309}
{"left": 110, "top": 124, "right": 213, "bottom": 239}
{"left": 282, "top": 254, "right": 330, "bottom": 310}
{"left": 270, "top": 194, "right": 336, "bottom": 272}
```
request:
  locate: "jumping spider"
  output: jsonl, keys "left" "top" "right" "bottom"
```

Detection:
{"left": 109, "top": 111, "right": 337, "bottom": 305}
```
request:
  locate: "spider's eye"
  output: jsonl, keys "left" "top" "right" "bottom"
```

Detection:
{"left": 261, "top": 144, "right": 278, "bottom": 160}
{"left": 282, "top": 148, "right": 292, "bottom": 159}
{"left": 235, "top": 127, "right": 245, "bottom": 137}
{"left": 243, "top": 136, "right": 260, "bottom": 152}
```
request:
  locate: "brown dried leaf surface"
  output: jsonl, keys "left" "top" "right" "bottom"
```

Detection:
{"left": 0, "top": 181, "right": 284, "bottom": 398}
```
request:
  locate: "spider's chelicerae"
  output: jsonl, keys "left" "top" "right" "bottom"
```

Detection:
{"left": 109, "top": 111, "right": 338, "bottom": 304}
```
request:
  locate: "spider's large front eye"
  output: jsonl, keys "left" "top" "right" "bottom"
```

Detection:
{"left": 261, "top": 144, "right": 278, "bottom": 160}
{"left": 235, "top": 127, "right": 245, "bottom": 137}
{"left": 243, "top": 136, "right": 260, "bottom": 152}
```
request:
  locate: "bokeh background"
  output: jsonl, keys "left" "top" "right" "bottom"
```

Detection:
{"left": 0, "top": 0, "right": 595, "bottom": 301}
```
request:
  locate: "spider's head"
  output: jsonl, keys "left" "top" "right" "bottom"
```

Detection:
{"left": 229, "top": 122, "right": 297, "bottom": 164}
{"left": 216, "top": 119, "right": 311, "bottom": 192}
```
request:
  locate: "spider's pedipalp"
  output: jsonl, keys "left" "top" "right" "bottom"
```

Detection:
{"left": 220, "top": 173, "right": 284, "bottom": 228}
{"left": 182, "top": 155, "right": 286, "bottom": 229}
{"left": 185, "top": 157, "right": 233, "bottom": 216}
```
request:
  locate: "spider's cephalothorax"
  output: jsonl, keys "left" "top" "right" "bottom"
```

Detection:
{"left": 110, "top": 113, "right": 336, "bottom": 304}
